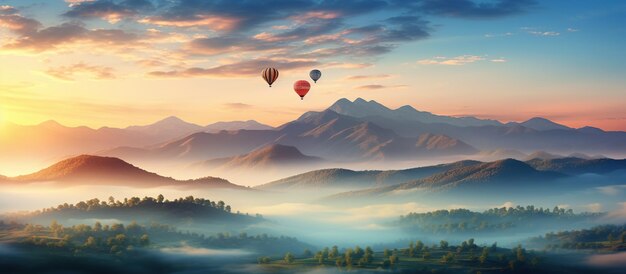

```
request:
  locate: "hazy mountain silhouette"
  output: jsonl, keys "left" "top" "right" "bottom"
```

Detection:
{"left": 103, "top": 109, "right": 476, "bottom": 163}
{"left": 328, "top": 98, "right": 502, "bottom": 127}
{"left": 327, "top": 159, "right": 567, "bottom": 198}
{"left": 8, "top": 155, "right": 245, "bottom": 189}
{"left": 125, "top": 116, "right": 204, "bottom": 141}
{"left": 205, "top": 120, "right": 273, "bottom": 132}
{"left": 475, "top": 149, "right": 528, "bottom": 161}
{"left": 516, "top": 117, "right": 572, "bottom": 131}
{"left": 325, "top": 99, "right": 626, "bottom": 156}
{"left": 524, "top": 151, "right": 563, "bottom": 161}
{"left": 194, "top": 144, "right": 322, "bottom": 170}
{"left": 257, "top": 160, "right": 481, "bottom": 191}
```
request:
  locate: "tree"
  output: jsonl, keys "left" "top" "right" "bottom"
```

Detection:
{"left": 258, "top": 257, "right": 271, "bottom": 264}
{"left": 479, "top": 247, "right": 489, "bottom": 265}
{"left": 315, "top": 251, "right": 324, "bottom": 264}
{"left": 389, "top": 255, "right": 399, "bottom": 265}
{"left": 363, "top": 246, "right": 374, "bottom": 263}
{"left": 93, "top": 222, "right": 102, "bottom": 232}
{"left": 344, "top": 248, "right": 354, "bottom": 266}
{"left": 329, "top": 246, "right": 339, "bottom": 259}
{"left": 440, "top": 240, "right": 449, "bottom": 249}
{"left": 383, "top": 248, "right": 390, "bottom": 258}
{"left": 284, "top": 252, "right": 294, "bottom": 264}
{"left": 422, "top": 251, "right": 431, "bottom": 260}
{"left": 303, "top": 248, "right": 313, "bottom": 257}
{"left": 157, "top": 194, "right": 164, "bottom": 203}
{"left": 441, "top": 252, "right": 455, "bottom": 264}
{"left": 84, "top": 236, "right": 97, "bottom": 249}
{"left": 140, "top": 234, "right": 150, "bottom": 246}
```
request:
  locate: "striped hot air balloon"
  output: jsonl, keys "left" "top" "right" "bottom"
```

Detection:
{"left": 261, "top": 67, "right": 279, "bottom": 87}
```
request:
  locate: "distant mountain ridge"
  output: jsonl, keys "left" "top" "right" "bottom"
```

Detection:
{"left": 195, "top": 144, "right": 322, "bottom": 170}
{"left": 263, "top": 156, "right": 626, "bottom": 195}
{"left": 328, "top": 98, "right": 503, "bottom": 127}
{"left": 256, "top": 160, "right": 481, "bottom": 191}
{"left": 103, "top": 109, "right": 477, "bottom": 162}
{"left": 7, "top": 155, "right": 245, "bottom": 189}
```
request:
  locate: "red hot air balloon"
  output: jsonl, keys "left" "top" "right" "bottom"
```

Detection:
{"left": 293, "top": 80, "right": 310, "bottom": 100}
{"left": 261, "top": 67, "right": 279, "bottom": 87}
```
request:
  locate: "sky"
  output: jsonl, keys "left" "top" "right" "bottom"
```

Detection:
{"left": 0, "top": 0, "right": 625, "bottom": 130}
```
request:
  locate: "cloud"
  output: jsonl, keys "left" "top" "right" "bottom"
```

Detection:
{"left": 345, "top": 74, "right": 392, "bottom": 81}
{"left": 355, "top": 84, "right": 407, "bottom": 90}
{"left": 528, "top": 31, "right": 560, "bottom": 36}
{"left": 490, "top": 58, "right": 507, "bottom": 63}
{"left": 498, "top": 201, "right": 515, "bottom": 208}
{"left": 567, "top": 28, "right": 579, "bottom": 32}
{"left": 65, "top": 0, "right": 96, "bottom": 7}
{"left": 418, "top": 55, "right": 487, "bottom": 66}
{"left": 0, "top": 6, "right": 42, "bottom": 35}
{"left": 584, "top": 202, "right": 603, "bottom": 213}
{"left": 45, "top": 63, "right": 116, "bottom": 81}
{"left": 63, "top": 0, "right": 154, "bottom": 23}
{"left": 149, "top": 59, "right": 318, "bottom": 78}
{"left": 223, "top": 103, "right": 253, "bottom": 109}
{"left": 602, "top": 202, "right": 626, "bottom": 223}
{"left": 1, "top": 13, "right": 140, "bottom": 52}
{"left": 597, "top": 185, "right": 626, "bottom": 196}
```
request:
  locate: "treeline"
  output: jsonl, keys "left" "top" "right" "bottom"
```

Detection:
{"left": 259, "top": 238, "right": 543, "bottom": 273}
{"left": 5, "top": 195, "right": 265, "bottom": 224}
{"left": 530, "top": 224, "right": 626, "bottom": 250}
{"left": 397, "top": 206, "right": 602, "bottom": 234}
{"left": 5, "top": 220, "right": 308, "bottom": 256}
{"left": 22, "top": 221, "right": 153, "bottom": 255}
{"left": 37, "top": 195, "right": 236, "bottom": 214}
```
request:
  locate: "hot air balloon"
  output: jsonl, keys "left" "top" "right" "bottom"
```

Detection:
{"left": 309, "top": 69, "right": 321, "bottom": 83}
{"left": 293, "top": 80, "right": 310, "bottom": 100}
{"left": 261, "top": 67, "right": 279, "bottom": 87}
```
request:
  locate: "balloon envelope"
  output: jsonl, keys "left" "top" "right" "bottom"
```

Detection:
{"left": 261, "top": 67, "right": 279, "bottom": 87}
{"left": 309, "top": 69, "right": 321, "bottom": 83}
{"left": 293, "top": 80, "right": 311, "bottom": 100}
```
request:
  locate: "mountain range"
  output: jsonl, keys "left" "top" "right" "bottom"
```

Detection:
{"left": 2, "top": 98, "right": 626, "bottom": 177}
{"left": 1, "top": 155, "right": 245, "bottom": 189}
{"left": 260, "top": 157, "right": 626, "bottom": 196}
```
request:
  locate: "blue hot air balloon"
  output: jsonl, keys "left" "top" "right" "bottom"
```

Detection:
{"left": 309, "top": 69, "right": 321, "bottom": 83}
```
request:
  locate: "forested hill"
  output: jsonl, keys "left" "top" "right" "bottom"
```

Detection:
{"left": 4, "top": 195, "right": 261, "bottom": 225}
{"left": 396, "top": 206, "right": 603, "bottom": 236}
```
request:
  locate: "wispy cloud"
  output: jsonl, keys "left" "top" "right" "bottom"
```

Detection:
{"left": 223, "top": 103, "right": 253, "bottom": 109}
{"left": 149, "top": 59, "right": 318, "bottom": 78}
{"left": 417, "top": 55, "right": 487, "bottom": 66}
{"left": 345, "top": 74, "right": 392, "bottom": 81}
{"left": 355, "top": 84, "right": 408, "bottom": 90}
{"left": 45, "top": 63, "right": 116, "bottom": 81}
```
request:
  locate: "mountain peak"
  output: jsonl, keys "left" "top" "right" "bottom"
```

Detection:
{"left": 354, "top": 97, "right": 368, "bottom": 104}
{"left": 520, "top": 117, "right": 570, "bottom": 131}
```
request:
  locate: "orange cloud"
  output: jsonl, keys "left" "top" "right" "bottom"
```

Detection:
{"left": 45, "top": 63, "right": 116, "bottom": 81}
{"left": 138, "top": 15, "right": 241, "bottom": 31}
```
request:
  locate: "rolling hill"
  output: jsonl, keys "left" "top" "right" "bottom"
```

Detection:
{"left": 256, "top": 160, "right": 481, "bottom": 191}
{"left": 526, "top": 157, "right": 626, "bottom": 175}
{"left": 326, "top": 159, "right": 568, "bottom": 199}
{"left": 7, "top": 155, "right": 245, "bottom": 189}
{"left": 194, "top": 144, "right": 322, "bottom": 170}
